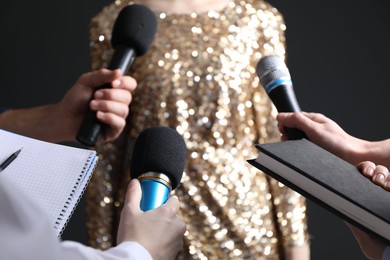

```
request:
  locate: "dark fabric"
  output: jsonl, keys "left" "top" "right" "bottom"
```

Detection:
{"left": 0, "top": 107, "right": 9, "bottom": 113}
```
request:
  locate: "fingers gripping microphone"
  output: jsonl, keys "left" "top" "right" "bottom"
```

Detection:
{"left": 256, "top": 55, "right": 307, "bottom": 140}
{"left": 130, "top": 126, "right": 186, "bottom": 211}
{"left": 76, "top": 4, "right": 157, "bottom": 147}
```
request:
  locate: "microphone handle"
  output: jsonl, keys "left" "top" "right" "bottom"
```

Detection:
{"left": 269, "top": 85, "right": 308, "bottom": 140}
{"left": 76, "top": 47, "right": 136, "bottom": 147}
{"left": 139, "top": 178, "right": 171, "bottom": 211}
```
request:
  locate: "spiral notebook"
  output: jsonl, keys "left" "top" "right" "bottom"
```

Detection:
{"left": 0, "top": 129, "right": 98, "bottom": 237}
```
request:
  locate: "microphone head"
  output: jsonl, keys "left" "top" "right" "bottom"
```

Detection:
{"left": 256, "top": 55, "right": 291, "bottom": 89}
{"left": 111, "top": 4, "right": 157, "bottom": 56}
{"left": 131, "top": 126, "right": 186, "bottom": 190}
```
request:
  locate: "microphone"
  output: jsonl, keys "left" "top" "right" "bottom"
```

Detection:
{"left": 76, "top": 4, "right": 157, "bottom": 147}
{"left": 130, "top": 126, "right": 186, "bottom": 211}
{"left": 256, "top": 55, "right": 307, "bottom": 140}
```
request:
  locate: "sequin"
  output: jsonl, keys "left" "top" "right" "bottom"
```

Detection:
{"left": 86, "top": 0, "right": 309, "bottom": 258}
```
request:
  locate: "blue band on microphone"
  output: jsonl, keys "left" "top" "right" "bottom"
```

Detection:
{"left": 265, "top": 79, "right": 292, "bottom": 94}
{"left": 140, "top": 179, "right": 171, "bottom": 211}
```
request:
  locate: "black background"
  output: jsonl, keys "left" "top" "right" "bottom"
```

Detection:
{"left": 1, "top": 1, "right": 389, "bottom": 259}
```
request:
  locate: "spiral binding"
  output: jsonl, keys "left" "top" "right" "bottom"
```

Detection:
{"left": 53, "top": 152, "right": 99, "bottom": 237}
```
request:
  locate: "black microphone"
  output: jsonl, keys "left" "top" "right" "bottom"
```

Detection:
{"left": 130, "top": 126, "right": 186, "bottom": 211}
{"left": 256, "top": 55, "right": 307, "bottom": 140}
{"left": 76, "top": 4, "right": 157, "bottom": 147}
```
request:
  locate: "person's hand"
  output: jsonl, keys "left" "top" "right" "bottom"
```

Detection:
{"left": 345, "top": 223, "right": 387, "bottom": 260}
{"left": 276, "top": 112, "right": 365, "bottom": 164}
{"left": 117, "top": 179, "right": 186, "bottom": 260}
{"left": 346, "top": 161, "right": 390, "bottom": 259}
{"left": 58, "top": 69, "right": 137, "bottom": 142}
{"left": 357, "top": 161, "right": 390, "bottom": 190}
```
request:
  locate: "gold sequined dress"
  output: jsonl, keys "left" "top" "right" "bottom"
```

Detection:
{"left": 86, "top": 0, "right": 309, "bottom": 258}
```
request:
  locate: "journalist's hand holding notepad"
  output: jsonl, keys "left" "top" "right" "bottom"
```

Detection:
{"left": 276, "top": 111, "right": 390, "bottom": 260}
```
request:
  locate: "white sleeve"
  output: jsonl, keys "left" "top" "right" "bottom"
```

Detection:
{"left": 61, "top": 241, "right": 153, "bottom": 260}
{"left": 0, "top": 177, "right": 152, "bottom": 260}
{"left": 0, "top": 177, "right": 62, "bottom": 259}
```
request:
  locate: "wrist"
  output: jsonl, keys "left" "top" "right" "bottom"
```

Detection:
{"left": 52, "top": 101, "right": 83, "bottom": 143}
{"left": 362, "top": 139, "right": 390, "bottom": 168}
{"left": 26, "top": 103, "right": 66, "bottom": 142}
{"left": 347, "top": 138, "right": 368, "bottom": 165}
{"left": 344, "top": 138, "right": 390, "bottom": 168}
{"left": 0, "top": 105, "right": 64, "bottom": 142}
{"left": 46, "top": 102, "right": 74, "bottom": 142}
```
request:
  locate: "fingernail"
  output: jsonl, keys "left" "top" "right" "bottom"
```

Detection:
{"left": 374, "top": 173, "right": 385, "bottom": 184}
{"left": 129, "top": 179, "right": 139, "bottom": 190}
{"left": 366, "top": 167, "right": 374, "bottom": 177}
{"left": 90, "top": 100, "right": 98, "bottom": 109}
{"left": 129, "top": 179, "right": 136, "bottom": 188}
{"left": 95, "top": 91, "right": 104, "bottom": 99}
{"left": 112, "top": 79, "right": 121, "bottom": 87}
{"left": 96, "top": 111, "right": 104, "bottom": 118}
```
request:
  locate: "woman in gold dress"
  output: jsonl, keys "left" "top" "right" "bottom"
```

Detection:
{"left": 86, "top": 0, "right": 310, "bottom": 258}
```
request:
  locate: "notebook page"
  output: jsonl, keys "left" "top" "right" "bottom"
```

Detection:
{"left": 0, "top": 129, "right": 97, "bottom": 236}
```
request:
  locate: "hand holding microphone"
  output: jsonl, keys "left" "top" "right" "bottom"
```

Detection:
{"left": 76, "top": 4, "right": 157, "bottom": 147}
{"left": 256, "top": 55, "right": 307, "bottom": 140}
{"left": 117, "top": 178, "right": 186, "bottom": 260}
{"left": 130, "top": 126, "right": 186, "bottom": 211}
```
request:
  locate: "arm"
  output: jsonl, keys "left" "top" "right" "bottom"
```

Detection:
{"left": 276, "top": 112, "right": 390, "bottom": 168}
{"left": 277, "top": 112, "right": 390, "bottom": 259}
{"left": 0, "top": 69, "right": 136, "bottom": 143}
{"left": 0, "top": 177, "right": 185, "bottom": 260}
{"left": 346, "top": 224, "right": 387, "bottom": 260}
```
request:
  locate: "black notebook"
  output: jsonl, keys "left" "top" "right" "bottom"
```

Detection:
{"left": 0, "top": 129, "right": 98, "bottom": 236}
{"left": 247, "top": 138, "right": 390, "bottom": 243}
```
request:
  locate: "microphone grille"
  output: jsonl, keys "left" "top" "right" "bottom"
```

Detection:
{"left": 111, "top": 4, "right": 157, "bottom": 56}
{"left": 130, "top": 126, "right": 186, "bottom": 190}
{"left": 256, "top": 55, "right": 291, "bottom": 88}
